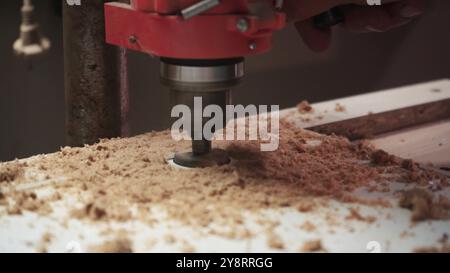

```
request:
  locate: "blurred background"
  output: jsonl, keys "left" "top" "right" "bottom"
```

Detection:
{"left": 1, "top": 0, "right": 449, "bottom": 161}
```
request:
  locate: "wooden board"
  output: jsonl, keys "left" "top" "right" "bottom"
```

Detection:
{"left": 281, "top": 79, "right": 450, "bottom": 170}
{"left": 371, "top": 119, "right": 450, "bottom": 175}
{"left": 282, "top": 79, "right": 450, "bottom": 140}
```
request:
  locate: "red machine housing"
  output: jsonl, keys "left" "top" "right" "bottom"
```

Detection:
{"left": 105, "top": 0, "right": 286, "bottom": 59}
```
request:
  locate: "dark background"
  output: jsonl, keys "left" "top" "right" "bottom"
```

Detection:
{"left": 1, "top": 0, "right": 449, "bottom": 161}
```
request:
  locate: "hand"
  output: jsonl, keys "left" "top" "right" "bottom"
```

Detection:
{"left": 282, "top": 0, "right": 425, "bottom": 52}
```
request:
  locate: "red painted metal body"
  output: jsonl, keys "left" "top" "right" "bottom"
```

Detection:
{"left": 104, "top": 0, "right": 285, "bottom": 59}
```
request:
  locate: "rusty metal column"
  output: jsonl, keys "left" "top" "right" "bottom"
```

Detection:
{"left": 63, "top": 0, "right": 129, "bottom": 147}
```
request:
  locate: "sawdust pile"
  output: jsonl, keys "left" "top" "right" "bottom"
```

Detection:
{"left": 0, "top": 122, "right": 449, "bottom": 238}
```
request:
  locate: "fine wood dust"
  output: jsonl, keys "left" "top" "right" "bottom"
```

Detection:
{"left": 0, "top": 121, "right": 449, "bottom": 243}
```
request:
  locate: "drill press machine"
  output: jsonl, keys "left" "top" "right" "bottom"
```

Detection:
{"left": 105, "top": 0, "right": 286, "bottom": 167}
{"left": 104, "top": 0, "right": 342, "bottom": 167}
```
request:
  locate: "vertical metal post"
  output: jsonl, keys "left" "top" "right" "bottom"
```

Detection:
{"left": 63, "top": 0, "right": 129, "bottom": 147}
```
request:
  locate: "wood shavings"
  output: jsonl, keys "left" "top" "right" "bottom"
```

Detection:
{"left": 399, "top": 189, "right": 450, "bottom": 222}
{"left": 164, "top": 234, "right": 176, "bottom": 244}
{"left": 300, "top": 221, "right": 316, "bottom": 232}
{"left": 41, "top": 232, "right": 53, "bottom": 244}
{"left": 181, "top": 241, "right": 196, "bottom": 253}
{"left": 7, "top": 191, "right": 52, "bottom": 216}
{"left": 335, "top": 103, "right": 346, "bottom": 112}
{"left": 414, "top": 245, "right": 450, "bottom": 253}
{"left": 297, "top": 100, "right": 314, "bottom": 114}
{"left": 72, "top": 198, "right": 132, "bottom": 222}
{"left": 345, "top": 207, "right": 376, "bottom": 223}
{"left": 414, "top": 234, "right": 450, "bottom": 253}
{"left": 0, "top": 190, "right": 6, "bottom": 206}
{"left": 371, "top": 150, "right": 398, "bottom": 166}
{"left": 295, "top": 100, "right": 328, "bottom": 122}
{"left": 0, "top": 120, "right": 448, "bottom": 248}
{"left": 399, "top": 231, "right": 415, "bottom": 238}
{"left": 90, "top": 238, "right": 133, "bottom": 253}
{"left": 36, "top": 232, "right": 53, "bottom": 253}
{"left": 296, "top": 199, "right": 316, "bottom": 213}
{"left": 301, "top": 239, "right": 324, "bottom": 252}
{"left": 0, "top": 161, "right": 25, "bottom": 183}
{"left": 267, "top": 232, "right": 284, "bottom": 250}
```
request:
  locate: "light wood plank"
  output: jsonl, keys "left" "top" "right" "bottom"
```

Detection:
{"left": 370, "top": 119, "right": 450, "bottom": 170}
{"left": 282, "top": 79, "right": 450, "bottom": 139}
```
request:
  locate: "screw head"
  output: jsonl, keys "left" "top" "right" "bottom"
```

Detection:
{"left": 249, "top": 43, "right": 257, "bottom": 51}
{"left": 129, "top": 35, "right": 138, "bottom": 44}
{"left": 236, "top": 18, "right": 249, "bottom": 33}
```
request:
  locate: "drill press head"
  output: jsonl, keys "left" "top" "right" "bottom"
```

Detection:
{"left": 105, "top": 0, "right": 286, "bottom": 167}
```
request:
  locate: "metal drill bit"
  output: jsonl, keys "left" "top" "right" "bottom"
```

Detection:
{"left": 161, "top": 58, "right": 244, "bottom": 168}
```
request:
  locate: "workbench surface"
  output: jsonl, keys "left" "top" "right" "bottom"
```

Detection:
{"left": 1, "top": 80, "right": 449, "bottom": 253}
